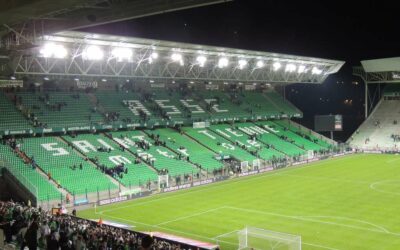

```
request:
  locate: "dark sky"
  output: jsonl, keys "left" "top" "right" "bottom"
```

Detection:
{"left": 86, "top": 0, "right": 399, "bottom": 142}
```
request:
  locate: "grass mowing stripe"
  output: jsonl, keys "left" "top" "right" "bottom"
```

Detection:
{"left": 80, "top": 154, "right": 400, "bottom": 249}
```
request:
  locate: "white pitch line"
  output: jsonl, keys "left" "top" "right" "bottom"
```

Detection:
{"left": 224, "top": 206, "right": 400, "bottom": 237}
{"left": 98, "top": 158, "right": 347, "bottom": 214}
{"left": 98, "top": 173, "right": 280, "bottom": 214}
{"left": 297, "top": 215, "right": 389, "bottom": 233}
{"left": 156, "top": 206, "right": 225, "bottom": 226}
{"left": 100, "top": 213, "right": 339, "bottom": 250}
{"left": 212, "top": 229, "right": 240, "bottom": 240}
{"left": 370, "top": 180, "right": 400, "bottom": 196}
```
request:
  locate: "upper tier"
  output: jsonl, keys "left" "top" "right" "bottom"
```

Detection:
{"left": 0, "top": 89, "right": 302, "bottom": 136}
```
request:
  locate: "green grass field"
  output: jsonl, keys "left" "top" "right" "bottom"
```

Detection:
{"left": 79, "top": 154, "right": 400, "bottom": 250}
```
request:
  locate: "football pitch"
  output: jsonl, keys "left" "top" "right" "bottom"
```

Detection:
{"left": 79, "top": 154, "right": 400, "bottom": 249}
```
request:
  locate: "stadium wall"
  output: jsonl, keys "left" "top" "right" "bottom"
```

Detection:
{"left": 1, "top": 168, "right": 37, "bottom": 206}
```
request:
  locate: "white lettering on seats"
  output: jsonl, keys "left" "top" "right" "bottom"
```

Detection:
{"left": 97, "top": 139, "right": 114, "bottom": 150}
{"left": 204, "top": 99, "right": 228, "bottom": 113}
{"left": 177, "top": 148, "right": 189, "bottom": 156}
{"left": 226, "top": 128, "right": 243, "bottom": 137}
{"left": 221, "top": 143, "right": 235, "bottom": 150}
{"left": 154, "top": 100, "right": 181, "bottom": 115}
{"left": 137, "top": 150, "right": 155, "bottom": 161}
{"left": 247, "top": 139, "right": 260, "bottom": 147}
{"left": 215, "top": 129, "right": 231, "bottom": 138}
{"left": 123, "top": 100, "right": 152, "bottom": 116}
{"left": 180, "top": 99, "right": 205, "bottom": 113}
{"left": 263, "top": 124, "right": 280, "bottom": 133}
{"left": 156, "top": 149, "right": 175, "bottom": 158}
{"left": 198, "top": 130, "right": 216, "bottom": 140}
{"left": 114, "top": 137, "right": 136, "bottom": 149}
{"left": 72, "top": 140, "right": 96, "bottom": 153}
{"left": 41, "top": 143, "right": 69, "bottom": 156}
{"left": 109, "top": 155, "right": 132, "bottom": 165}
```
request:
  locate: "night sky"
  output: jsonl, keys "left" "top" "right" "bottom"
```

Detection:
{"left": 86, "top": 0, "right": 399, "bottom": 142}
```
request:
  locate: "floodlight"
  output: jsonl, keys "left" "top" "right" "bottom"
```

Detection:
{"left": 256, "top": 60, "right": 264, "bottom": 68}
{"left": 273, "top": 62, "right": 281, "bottom": 71}
{"left": 101, "top": 78, "right": 107, "bottom": 82}
{"left": 218, "top": 57, "right": 229, "bottom": 68}
{"left": 196, "top": 55, "right": 207, "bottom": 67}
{"left": 10, "top": 76, "right": 16, "bottom": 80}
{"left": 82, "top": 45, "right": 104, "bottom": 60}
{"left": 43, "top": 77, "right": 50, "bottom": 81}
{"left": 285, "top": 64, "right": 296, "bottom": 72}
{"left": 149, "top": 80, "right": 155, "bottom": 83}
{"left": 40, "top": 43, "right": 68, "bottom": 59}
{"left": 238, "top": 59, "right": 248, "bottom": 69}
{"left": 171, "top": 53, "right": 184, "bottom": 65}
{"left": 74, "top": 78, "right": 79, "bottom": 81}
{"left": 111, "top": 47, "right": 133, "bottom": 61}
{"left": 171, "top": 53, "right": 182, "bottom": 61}
{"left": 151, "top": 52, "right": 159, "bottom": 59}
{"left": 298, "top": 65, "right": 306, "bottom": 73}
{"left": 148, "top": 52, "right": 158, "bottom": 64}
{"left": 312, "top": 67, "right": 322, "bottom": 75}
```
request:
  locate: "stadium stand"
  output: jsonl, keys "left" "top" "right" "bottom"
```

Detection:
{"left": 264, "top": 91, "right": 301, "bottom": 117}
{"left": 235, "top": 122, "right": 306, "bottom": 157}
{"left": 349, "top": 99, "right": 400, "bottom": 150}
{"left": 0, "top": 92, "right": 32, "bottom": 131}
{"left": 95, "top": 90, "right": 157, "bottom": 125}
{"left": 15, "top": 92, "right": 103, "bottom": 128}
{"left": 182, "top": 126, "right": 258, "bottom": 163}
{"left": 0, "top": 86, "right": 335, "bottom": 205}
{"left": 19, "top": 137, "right": 118, "bottom": 195}
{"left": 257, "top": 121, "right": 326, "bottom": 151}
{"left": 0, "top": 143, "right": 61, "bottom": 201}
{"left": 62, "top": 133, "right": 158, "bottom": 187}
{"left": 196, "top": 90, "right": 250, "bottom": 120}
{"left": 274, "top": 119, "right": 332, "bottom": 148}
{"left": 147, "top": 128, "right": 224, "bottom": 171}
{"left": 110, "top": 131, "right": 198, "bottom": 177}
{"left": 209, "top": 123, "right": 285, "bottom": 160}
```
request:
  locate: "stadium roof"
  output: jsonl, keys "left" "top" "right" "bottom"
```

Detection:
{"left": 0, "top": 0, "right": 231, "bottom": 38}
{"left": 354, "top": 57, "right": 400, "bottom": 84}
{"left": 10, "top": 31, "right": 344, "bottom": 84}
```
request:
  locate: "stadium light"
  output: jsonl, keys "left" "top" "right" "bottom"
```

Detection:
{"left": 256, "top": 60, "right": 264, "bottom": 68}
{"left": 312, "top": 67, "right": 322, "bottom": 75}
{"left": 298, "top": 65, "right": 306, "bottom": 73}
{"left": 82, "top": 45, "right": 104, "bottom": 60}
{"left": 111, "top": 47, "right": 133, "bottom": 62}
{"left": 238, "top": 59, "right": 248, "bottom": 69}
{"left": 196, "top": 55, "right": 207, "bottom": 67}
{"left": 218, "top": 57, "right": 229, "bottom": 68}
{"left": 285, "top": 64, "right": 296, "bottom": 72}
{"left": 273, "top": 62, "right": 281, "bottom": 71}
{"left": 151, "top": 52, "right": 159, "bottom": 59}
{"left": 149, "top": 52, "right": 158, "bottom": 64}
{"left": 171, "top": 53, "right": 184, "bottom": 66}
{"left": 40, "top": 43, "right": 68, "bottom": 59}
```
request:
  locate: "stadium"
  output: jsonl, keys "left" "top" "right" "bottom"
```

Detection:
{"left": 0, "top": 1, "right": 399, "bottom": 249}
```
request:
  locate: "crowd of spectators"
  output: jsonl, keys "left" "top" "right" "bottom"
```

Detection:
{"left": 0, "top": 201, "right": 188, "bottom": 250}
